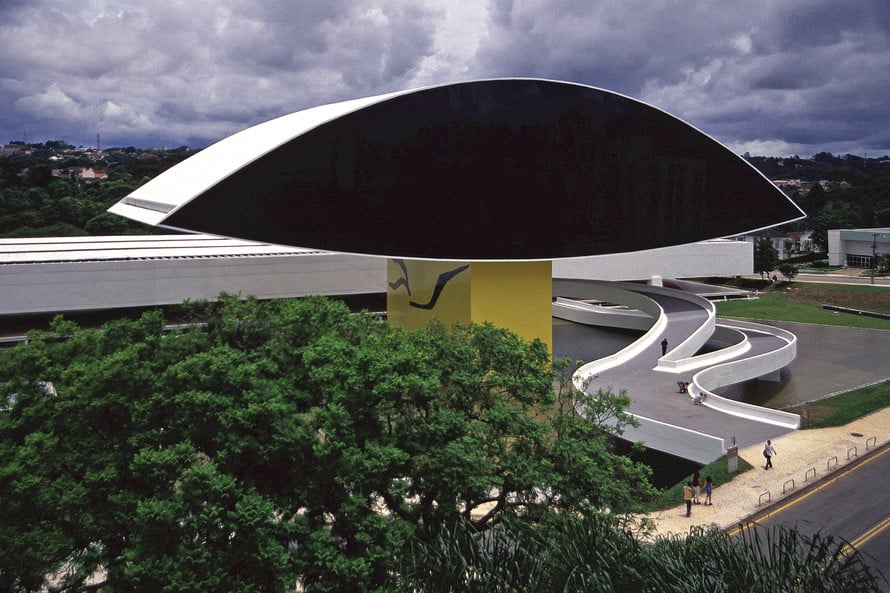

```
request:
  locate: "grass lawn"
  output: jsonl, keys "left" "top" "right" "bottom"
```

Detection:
{"left": 788, "top": 381, "right": 890, "bottom": 428}
{"left": 715, "top": 283, "right": 890, "bottom": 330}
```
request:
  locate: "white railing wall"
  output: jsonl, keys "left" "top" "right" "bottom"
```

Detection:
{"left": 691, "top": 320, "right": 800, "bottom": 429}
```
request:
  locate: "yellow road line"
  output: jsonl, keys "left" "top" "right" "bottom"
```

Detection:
{"left": 846, "top": 515, "right": 890, "bottom": 553}
{"left": 728, "top": 445, "right": 890, "bottom": 537}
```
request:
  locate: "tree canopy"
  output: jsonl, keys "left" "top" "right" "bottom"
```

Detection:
{"left": 0, "top": 295, "right": 656, "bottom": 592}
{"left": 753, "top": 237, "right": 780, "bottom": 279}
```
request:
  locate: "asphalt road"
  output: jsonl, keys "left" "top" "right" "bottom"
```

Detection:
{"left": 742, "top": 444, "right": 890, "bottom": 591}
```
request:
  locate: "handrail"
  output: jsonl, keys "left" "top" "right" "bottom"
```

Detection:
{"left": 552, "top": 277, "right": 805, "bottom": 463}
{"left": 657, "top": 324, "right": 750, "bottom": 373}
{"left": 690, "top": 320, "right": 800, "bottom": 429}
{"left": 556, "top": 281, "right": 669, "bottom": 391}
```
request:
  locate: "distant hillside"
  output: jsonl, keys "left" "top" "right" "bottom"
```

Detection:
{"left": 744, "top": 152, "right": 890, "bottom": 183}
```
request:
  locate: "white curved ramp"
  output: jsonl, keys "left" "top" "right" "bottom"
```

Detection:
{"left": 553, "top": 279, "right": 800, "bottom": 464}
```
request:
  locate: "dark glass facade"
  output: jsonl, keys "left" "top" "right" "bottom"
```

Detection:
{"left": 163, "top": 79, "right": 803, "bottom": 260}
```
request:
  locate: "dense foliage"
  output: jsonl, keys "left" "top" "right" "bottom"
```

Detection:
{"left": 780, "top": 161, "right": 890, "bottom": 249}
{"left": 0, "top": 295, "right": 656, "bottom": 592}
{"left": 396, "top": 517, "right": 884, "bottom": 592}
{"left": 746, "top": 152, "right": 890, "bottom": 184}
{"left": 0, "top": 143, "right": 191, "bottom": 237}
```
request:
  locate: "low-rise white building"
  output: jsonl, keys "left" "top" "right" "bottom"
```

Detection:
{"left": 1, "top": 235, "right": 754, "bottom": 319}
{"left": 828, "top": 228, "right": 890, "bottom": 268}
{"left": 0, "top": 235, "right": 386, "bottom": 317}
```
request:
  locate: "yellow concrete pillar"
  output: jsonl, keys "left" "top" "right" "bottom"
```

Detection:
{"left": 387, "top": 259, "right": 552, "bottom": 351}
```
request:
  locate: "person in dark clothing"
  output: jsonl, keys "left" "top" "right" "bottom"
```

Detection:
{"left": 661, "top": 338, "right": 668, "bottom": 355}
{"left": 764, "top": 439, "right": 777, "bottom": 469}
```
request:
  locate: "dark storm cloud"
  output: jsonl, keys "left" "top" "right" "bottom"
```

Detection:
{"left": 0, "top": 1, "right": 441, "bottom": 148}
{"left": 468, "top": 1, "right": 890, "bottom": 156}
{"left": 0, "top": 0, "right": 887, "bottom": 156}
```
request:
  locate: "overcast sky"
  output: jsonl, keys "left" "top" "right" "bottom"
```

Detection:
{"left": 2, "top": 0, "right": 888, "bottom": 157}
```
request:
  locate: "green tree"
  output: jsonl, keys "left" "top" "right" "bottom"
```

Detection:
{"left": 47, "top": 179, "right": 75, "bottom": 200}
{"left": 24, "top": 163, "right": 53, "bottom": 187}
{"left": 753, "top": 237, "right": 779, "bottom": 279}
{"left": 777, "top": 262, "right": 799, "bottom": 280}
{"left": 810, "top": 200, "right": 864, "bottom": 251}
{"left": 84, "top": 212, "right": 135, "bottom": 235}
{"left": 50, "top": 196, "right": 90, "bottom": 226}
{"left": 0, "top": 296, "right": 655, "bottom": 592}
{"left": 801, "top": 182, "right": 827, "bottom": 218}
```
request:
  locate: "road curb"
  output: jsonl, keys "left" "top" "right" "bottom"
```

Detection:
{"left": 726, "top": 439, "right": 890, "bottom": 534}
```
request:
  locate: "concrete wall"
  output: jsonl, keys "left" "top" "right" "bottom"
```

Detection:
{"left": 1, "top": 253, "right": 386, "bottom": 316}
{"left": 553, "top": 239, "right": 752, "bottom": 281}
{"left": 552, "top": 280, "right": 667, "bottom": 384}
{"left": 634, "top": 283, "right": 715, "bottom": 364}
{"left": 691, "top": 320, "right": 800, "bottom": 429}
{"left": 619, "top": 415, "right": 726, "bottom": 465}
{"left": 828, "top": 229, "right": 843, "bottom": 266}
{"left": 661, "top": 324, "right": 750, "bottom": 374}
{"left": 552, "top": 297, "right": 653, "bottom": 331}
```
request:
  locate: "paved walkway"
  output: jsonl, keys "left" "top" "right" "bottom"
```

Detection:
{"left": 594, "top": 289, "right": 795, "bottom": 449}
{"left": 555, "top": 284, "right": 798, "bottom": 461}
{"left": 644, "top": 406, "right": 890, "bottom": 538}
{"left": 552, "top": 280, "right": 890, "bottom": 536}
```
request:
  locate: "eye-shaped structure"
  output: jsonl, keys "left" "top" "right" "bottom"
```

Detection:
{"left": 109, "top": 78, "right": 804, "bottom": 260}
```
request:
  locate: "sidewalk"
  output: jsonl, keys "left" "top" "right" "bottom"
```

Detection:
{"left": 644, "top": 406, "right": 890, "bottom": 538}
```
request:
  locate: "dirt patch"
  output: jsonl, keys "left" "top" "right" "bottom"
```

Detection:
{"left": 787, "top": 404, "right": 834, "bottom": 428}
{"left": 776, "top": 284, "right": 890, "bottom": 313}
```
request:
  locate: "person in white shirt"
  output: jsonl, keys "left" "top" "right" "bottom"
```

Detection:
{"left": 763, "top": 439, "right": 777, "bottom": 469}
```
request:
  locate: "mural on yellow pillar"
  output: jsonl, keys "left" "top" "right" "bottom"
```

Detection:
{"left": 468, "top": 260, "right": 553, "bottom": 351}
{"left": 387, "top": 259, "right": 553, "bottom": 351}
{"left": 387, "top": 259, "right": 472, "bottom": 330}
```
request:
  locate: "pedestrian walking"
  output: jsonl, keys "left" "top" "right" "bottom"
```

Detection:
{"left": 704, "top": 476, "right": 714, "bottom": 505}
{"left": 682, "top": 482, "right": 694, "bottom": 517}
{"left": 661, "top": 338, "right": 668, "bottom": 355}
{"left": 692, "top": 471, "right": 702, "bottom": 504}
{"left": 763, "top": 439, "right": 777, "bottom": 469}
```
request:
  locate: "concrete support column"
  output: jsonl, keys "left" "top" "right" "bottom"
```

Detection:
{"left": 387, "top": 259, "right": 553, "bottom": 351}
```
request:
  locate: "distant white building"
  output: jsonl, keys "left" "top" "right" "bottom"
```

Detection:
{"left": 828, "top": 228, "right": 890, "bottom": 268}
{"left": 737, "top": 229, "right": 813, "bottom": 260}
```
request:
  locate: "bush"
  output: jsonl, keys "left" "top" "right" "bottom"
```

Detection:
{"left": 777, "top": 263, "right": 799, "bottom": 279}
